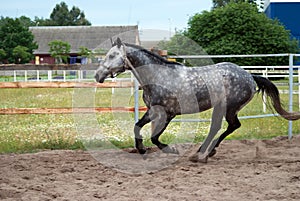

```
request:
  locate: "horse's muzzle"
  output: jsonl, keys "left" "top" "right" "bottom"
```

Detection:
{"left": 94, "top": 73, "right": 106, "bottom": 83}
{"left": 94, "top": 73, "right": 100, "bottom": 82}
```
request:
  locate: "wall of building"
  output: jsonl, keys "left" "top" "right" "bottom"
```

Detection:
{"left": 264, "top": 0, "right": 300, "bottom": 41}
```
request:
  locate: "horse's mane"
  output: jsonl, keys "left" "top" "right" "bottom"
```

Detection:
{"left": 124, "top": 43, "right": 183, "bottom": 66}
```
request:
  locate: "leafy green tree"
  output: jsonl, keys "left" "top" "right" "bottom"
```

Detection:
{"left": 12, "top": 45, "right": 32, "bottom": 64}
{"left": 0, "top": 49, "right": 6, "bottom": 63}
{"left": 0, "top": 17, "right": 38, "bottom": 63}
{"left": 78, "top": 46, "right": 92, "bottom": 58}
{"left": 185, "top": 2, "right": 299, "bottom": 65}
{"left": 158, "top": 32, "right": 213, "bottom": 66}
{"left": 78, "top": 46, "right": 92, "bottom": 64}
{"left": 48, "top": 40, "right": 71, "bottom": 64}
{"left": 18, "top": 16, "right": 35, "bottom": 27}
{"left": 212, "top": 0, "right": 258, "bottom": 9}
{"left": 36, "top": 1, "right": 91, "bottom": 26}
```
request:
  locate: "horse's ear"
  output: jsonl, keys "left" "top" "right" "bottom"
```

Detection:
{"left": 116, "top": 37, "right": 122, "bottom": 48}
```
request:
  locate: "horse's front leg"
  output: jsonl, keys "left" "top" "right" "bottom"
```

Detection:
{"left": 149, "top": 105, "right": 178, "bottom": 154}
{"left": 134, "top": 110, "right": 151, "bottom": 154}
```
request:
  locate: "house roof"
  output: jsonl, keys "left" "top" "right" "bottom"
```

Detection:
{"left": 29, "top": 25, "right": 140, "bottom": 54}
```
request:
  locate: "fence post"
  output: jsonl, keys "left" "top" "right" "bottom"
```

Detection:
{"left": 131, "top": 72, "right": 134, "bottom": 95}
{"left": 112, "top": 77, "right": 116, "bottom": 94}
{"left": 13, "top": 70, "right": 16, "bottom": 82}
{"left": 134, "top": 78, "right": 139, "bottom": 123}
{"left": 262, "top": 70, "right": 267, "bottom": 113}
{"left": 288, "top": 54, "right": 293, "bottom": 140}
{"left": 63, "top": 70, "right": 66, "bottom": 82}
{"left": 24, "top": 70, "right": 27, "bottom": 82}
{"left": 37, "top": 70, "right": 40, "bottom": 81}
{"left": 47, "top": 70, "right": 52, "bottom": 81}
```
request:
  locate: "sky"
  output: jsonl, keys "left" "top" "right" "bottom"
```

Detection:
{"left": 0, "top": 0, "right": 212, "bottom": 32}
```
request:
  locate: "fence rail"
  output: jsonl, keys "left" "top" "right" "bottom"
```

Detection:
{"left": 0, "top": 81, "right": 143, "bottom": 115}
{"left": 0, "top": 67, "right": 299, "bottom": 82}
{"left": 0, "top": 107, "right": 147, "bottom": 115}
{"left": 0, "top": 81, "right": 134, "bottom": 88}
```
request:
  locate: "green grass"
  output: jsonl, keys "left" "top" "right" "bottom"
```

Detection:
{"left": 0, "top": 83, "right": 300, "bottom": 154}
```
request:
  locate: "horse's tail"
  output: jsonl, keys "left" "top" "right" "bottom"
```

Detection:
{"left": 252, "top": 75, "right": 300, "bottom": 121}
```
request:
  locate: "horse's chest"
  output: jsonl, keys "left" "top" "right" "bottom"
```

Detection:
{"left": 143, "top": 86, "right": 181, "bottom": 106}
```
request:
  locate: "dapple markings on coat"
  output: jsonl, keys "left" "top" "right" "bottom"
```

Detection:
{"left": 95, "top": 38, "right": 300, "bottom": 162}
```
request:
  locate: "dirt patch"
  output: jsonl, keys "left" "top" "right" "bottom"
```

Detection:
{"left": 1, "top": 135, "right": 300, "bottom": 201}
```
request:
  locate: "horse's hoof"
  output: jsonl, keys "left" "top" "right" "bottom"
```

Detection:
{"left": 189, "top": 154, "right": 199, "bottom": 163}
{"left": 136, "top": 148, "right": 149, "bottom": 160}
{"left": 189, "top": 154, "right": 208, "bottom": 163}
{"left": 197, "top": 155, "right": 208, "bottom": 163}
{"left": 208, "top": 149, "right": 217, "bottom": 157}
{"left": 137, "top": 148, "right": 147, "bottom": 155}
{"left": 162, "top": 146, "right": 179, "bottom": 154}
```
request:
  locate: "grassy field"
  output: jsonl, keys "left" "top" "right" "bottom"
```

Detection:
{"left": 0, "top": 84, "right": 299, "bottom": 154}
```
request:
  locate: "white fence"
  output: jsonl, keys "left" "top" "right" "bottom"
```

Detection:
{"left": 0, "top": 70, "right": 95, "bottom": 82}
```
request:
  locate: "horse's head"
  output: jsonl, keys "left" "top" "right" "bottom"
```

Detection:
{"left": 95, "top": 38, "right": 127, "bottom": 83}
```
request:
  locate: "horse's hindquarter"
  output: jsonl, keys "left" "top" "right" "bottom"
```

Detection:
{"left": 210, "top": 63, "right": 256, "bottom": 108}
{"left": 186, "top": 63, "right": 256, "bottom": 113}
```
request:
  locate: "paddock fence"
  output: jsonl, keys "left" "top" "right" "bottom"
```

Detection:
{"left": 0, "top": 54, "right": 299, "bottom": 139}
{"left": 0, "top": 80, "right": 147, "bottom": 115}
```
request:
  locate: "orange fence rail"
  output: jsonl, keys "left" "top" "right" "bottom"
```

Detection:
{"left": 0, "top": 107, "right": 148, "bottom": 115}
{"left": 0, "top": 81, "right": 146, "bottom": 115}
{"left": 0, "top": 81, "right": 134, "bottom": 88}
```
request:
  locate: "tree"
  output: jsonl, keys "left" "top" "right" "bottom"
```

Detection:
{"left": 78, "top": 46, "right": 92, "bottom": 58}
{"left": 18, "top": 16, "right": 35, "bottom": 27}
{"left": 36, "top": 1, "right": 91, "bottom": 26}
{"left": 0, "top": 49, "right": 6, "bottom": 63}
{"left": 212, "top": 0, "right": 259, "bottom": 9}
{"left": 185, "top": 2, "right": 299, "bottom": 66}
{"left": 0, "top": 17, "right": 38, "bottom": 63}
{"left": 48, "top": 40, "right": 71, "bottom": 64}
{"left": 78, "top": 46, "right": 92, "bottom": 64}
{"left": 158, "top": 32, "right": 213, "bottom": 66}
{"left": 12, "top": 46, "right": 32, "bottom": 64}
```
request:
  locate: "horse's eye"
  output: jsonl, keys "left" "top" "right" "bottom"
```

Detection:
{"left": 109, "top": 55, "right": 115, "bottom": 59}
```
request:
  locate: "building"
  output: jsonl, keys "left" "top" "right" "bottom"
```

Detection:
{"left": 264, "top": 0, "right": 300, "bottom": 43}
{"left": 29, "top": 25, "right": 140, "bottom": 64}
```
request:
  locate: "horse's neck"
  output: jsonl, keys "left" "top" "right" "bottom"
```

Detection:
{"left": 127, "top": 47, "right": 166, "bottom": 67}
{"left": 126, "top": 46, "right": 170, "bottom": 86}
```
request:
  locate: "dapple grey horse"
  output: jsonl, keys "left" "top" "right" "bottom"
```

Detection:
{"left": 95, "top": 38, "right": 300, "bottom": 162}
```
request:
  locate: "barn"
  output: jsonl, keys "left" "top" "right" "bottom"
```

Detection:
{"left": 29, "top": 25, "right": 140, "bottom": 64}
{"left": 264, "top": 0, "right": 300, "bottom": 46}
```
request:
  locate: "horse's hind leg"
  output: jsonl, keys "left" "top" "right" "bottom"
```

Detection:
{"left": 134, "top": 110, "right": 151, "bottom": 154}
{"left": 190, "top": 102, "right": 225, "bottom": 162}
{"left": 149, "top": 106, "right": 178, "bottom": 154}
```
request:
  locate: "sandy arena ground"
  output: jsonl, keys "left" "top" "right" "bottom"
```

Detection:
{"left": 1, "top": 135, "right": 300, "bottom": 201}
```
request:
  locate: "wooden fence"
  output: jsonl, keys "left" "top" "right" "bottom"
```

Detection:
{"left": 0, "top": 81, "right": 134, "bottom": 89}
{"left": 0, "top": 107, "right": 147, "bottom": 115}
{"left": 0, "top": 81, "right": 147, "bottom": 115}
